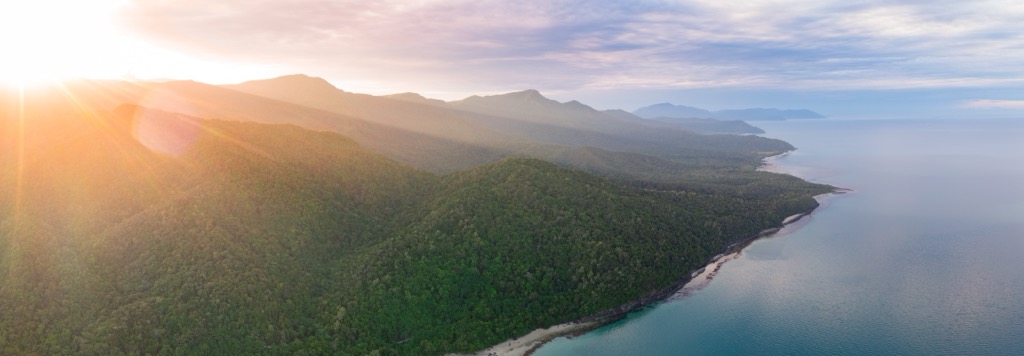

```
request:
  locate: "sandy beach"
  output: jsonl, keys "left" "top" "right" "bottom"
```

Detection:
{"left": 464, "top": 321, "right": 596, "bottom": 356}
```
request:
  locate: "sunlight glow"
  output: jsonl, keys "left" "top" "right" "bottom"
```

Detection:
{"left": 132, "top": 109, "right": 202, "bottom": 156}
{"left": 13, "top": 88, "right": 27, "bottom": 216}
{"left": 0, "top": 0, "right": 281, "bottom": 87}
{"left": 0, "top": 0, "right": 126, "bottom": 86}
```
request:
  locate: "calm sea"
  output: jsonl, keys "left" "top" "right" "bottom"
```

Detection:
{"left": 536, "top": 118, "right": 1024, "bottom": 355}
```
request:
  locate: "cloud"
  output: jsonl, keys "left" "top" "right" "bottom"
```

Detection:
{"left": 963, "top": 99, "right": 1024, "bottom": 109}
{"left": 115, "top": 0, "right": 1024, "bottom": 95}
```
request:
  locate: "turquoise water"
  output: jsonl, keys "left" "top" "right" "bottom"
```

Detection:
{"left": 536, "top": 118, "right": 1024, "bottom": 355}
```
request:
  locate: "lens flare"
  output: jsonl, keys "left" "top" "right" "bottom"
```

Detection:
{"left": 131, "top": 110, "right": 201, "bottom": 156}
{"left": 128, "top": 89, "right": 203, "bottom": 156}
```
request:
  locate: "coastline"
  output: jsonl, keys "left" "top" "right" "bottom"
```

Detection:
{"left": 471, "top": 189, "right": 847, "bottom": 356}
{"left": 757, "top": 150, "right": 794, "bottom": 174}
{"left": 466, "top": 321, "right": 598, "bottom": 356}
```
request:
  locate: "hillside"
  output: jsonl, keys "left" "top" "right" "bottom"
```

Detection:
{"left": 0, "top": 94, "right": 832, "bottom": 354}
{"left": 39, "top": 79, "right": 515, "bottom": 173}
{"left": 331, "top": 158, "right": 826, "bottom": 354}
{"left": 447, "top": 89, "right": 783, "bottom": 159}
{"left": 6, "top": 77, "right": 798, "bottom": 182}
{"left": 633, "top": 103, "right": 714, "bottom": 119}
{"left": 226, "top": 76, "right": 796, "bottom": 177}
{"left": 6, "top": 77, "right": 806, "bottom": 182}
{"left": 0, "top": 105, "right": 436, "bottom": 354}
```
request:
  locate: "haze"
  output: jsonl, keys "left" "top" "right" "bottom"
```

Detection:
{"left": 5, "top": 1, "right": 1024, "bottom": 354}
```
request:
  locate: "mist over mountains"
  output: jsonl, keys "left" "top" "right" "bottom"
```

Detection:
{"left": 222, "top": 74, "right": 796, "bottom": 178}
{"left": 634, "top": 102, "right": 825, "bottom": 121}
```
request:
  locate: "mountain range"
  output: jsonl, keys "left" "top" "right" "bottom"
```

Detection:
{"left": 22, "top": 74, "right": 795, "bottom": 180}
{"left": 225, "top": 75, "right": 783, "bottom": 173}
{"left": 0, "top": 75, "right": 832, "bottom": 354}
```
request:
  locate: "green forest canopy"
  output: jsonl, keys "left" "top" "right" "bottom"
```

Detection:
{"left": 0, "top": 97, "right": 831, "bottom": 354}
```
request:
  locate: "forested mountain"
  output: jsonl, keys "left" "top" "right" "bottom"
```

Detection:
{"left": 30, "top": 77, "right": 785, "bottom": 180}
{"left": 227, "top": 75, "right": 794, "bottom": 177}
{"left": 0, "top": 104, "right": 437, "bottom": 353}
{"left": 334, "top": 158, "right": 827, "bottom": 354}
{"left": 0, "top": 80, "right": 832, "bottom": 354}
{"left": 633, "top": 103, "right": 715, "bottom": 119}
{"left": 4, "top": 77, "right": 806, "bottom": 184}
{"left": 47, "top": 79, "right": 516, "bottom": 173}
{"left": 446, "top": 89, "right": 774, "bottom": 156}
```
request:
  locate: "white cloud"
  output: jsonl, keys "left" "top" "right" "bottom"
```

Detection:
{"left": 113, "top": 0, "right": 1024, "bottom": 94}
{"left": 963, "top": 99, "right": 1024, "bottom": 109}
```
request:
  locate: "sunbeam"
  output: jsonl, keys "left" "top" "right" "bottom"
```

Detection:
{"left": 53, "top": 82, "right": 178, "bottom": 201}
{"left": 13, "top": 86, "right": 26, "bottom": 218}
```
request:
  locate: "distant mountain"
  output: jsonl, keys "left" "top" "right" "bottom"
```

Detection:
{"left": 633, "top": 103, "right": 825, "bottom": 121}
{"left": 449, "top": 89, "right": 607, "bottom": 127}
{"left": 224, "top": 76, "right": 796, "bottom": 179}
{"left": 223, "top": 74, "right": 521, "bottom": 148}
{"left": 43, "top": 78, "right": 511, "bottom": 173}
{"left": 446, "top": 89, "right": 791, "bottom": 160}
{"left": 384, "top": 92, "right": 446, "bottom": 106}
{"left": 4, "top": 76, "right": 807, "bottom": 183}
{"left": 226, "top": 73, "right": 344, "bottom": 98}
{"left": 600, "top": 109, "right": 644, "bottom": 121}
{"left": 634, "top": 103, "right": 714, "bottom": 119}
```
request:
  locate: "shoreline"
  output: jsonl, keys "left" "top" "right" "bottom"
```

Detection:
{"left": 471, "top": 190, "right": 848, "bottom": 356}
{"left": 757, "top": 150, "right": 795, "bottom": 175}
{"left": 466, "top": 321, "right": 599, "bottom": 356}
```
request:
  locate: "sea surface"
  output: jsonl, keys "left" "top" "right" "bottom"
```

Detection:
{"left": 536, "top": 117, "right": 1024, "bottom": 355}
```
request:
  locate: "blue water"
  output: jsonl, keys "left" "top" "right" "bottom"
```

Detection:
{"left": 536, "top": 118, "right": 1024, "bottom": 355}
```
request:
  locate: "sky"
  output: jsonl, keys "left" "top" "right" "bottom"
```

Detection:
{"left": 3, "top": 0, "right": 1024, "bottom": 117}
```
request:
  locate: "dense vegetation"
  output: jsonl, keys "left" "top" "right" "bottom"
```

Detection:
{"left": 327, "top": 159, "right": 825, "bottom": 354}
{"left": 0, "top": 106, "right": 434, "bottom": 354}
{"left": 0, "top": 86, "right": 832, "bottom": 354}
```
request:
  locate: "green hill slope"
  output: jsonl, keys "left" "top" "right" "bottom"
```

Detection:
{"left": 15, "top": 77, "right": 801, "bottom": 184}
{"left": 226, "top": 75, "right": 794, "bottom": 176}
{"left": 328, "top": 158, "right": 824, "bottom": 354}
{"left": 0, "top": 92, "right": 831, "bottom": 354}
{"left": 0, "top": 105, "right": 433, "bottom": 353}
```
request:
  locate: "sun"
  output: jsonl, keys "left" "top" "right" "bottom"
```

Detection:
{"left": 0, "top": 0, "right": 128, "bottom": 88}
{"left": 0, "top": 40, "right": 64, "bottom": 88}
{"left": 0, "top": 0, "right": 289, "bottom": 89}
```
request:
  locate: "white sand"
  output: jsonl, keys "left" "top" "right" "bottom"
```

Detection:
{"left": 464, "top": 321, "right": 594, "bottom": 356}
{"left": 782, "top": 213, "right": 805, "bottom": 225}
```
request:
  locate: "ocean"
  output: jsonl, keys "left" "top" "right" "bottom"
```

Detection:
{"left": 535, "top": 117, "right": 1024, "bottom": 355}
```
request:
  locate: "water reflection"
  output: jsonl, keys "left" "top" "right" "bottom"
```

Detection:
{"left": 537, "top": 118, "right": 1024, "bottom": 355}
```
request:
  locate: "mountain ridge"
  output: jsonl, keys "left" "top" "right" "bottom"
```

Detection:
{"left": 0, "top": 98, "right": 832, "bottom": 354}
{"left": 221, "top": 75, "right": 795, "bottom": 179}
